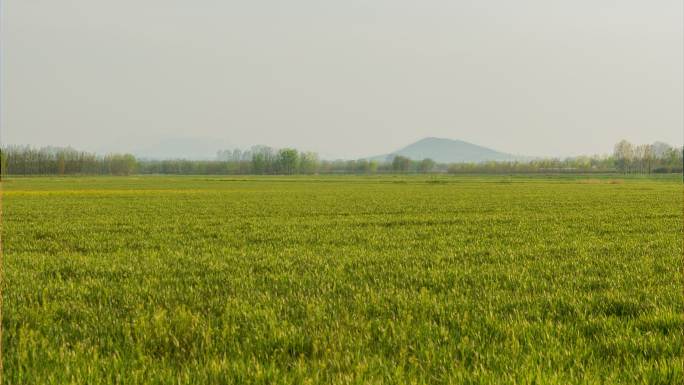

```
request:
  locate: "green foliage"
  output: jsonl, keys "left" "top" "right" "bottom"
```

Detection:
{"left": 2, "top": 175, "right": 682, "bottom": 384}
{"left": 418, "top": 158, "right": 436, "bottom": 173}
{"left": 392, "top": 156, "right": 411, "bottom": 172}
{"left": 105, "top": 154, "right": 137, "bottom": 176}
{"left": 276, "top": 148, "right": 299, "bottom": 175}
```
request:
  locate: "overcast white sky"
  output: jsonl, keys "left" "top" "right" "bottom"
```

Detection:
{"left": 2, "top": 0, "right": 682, "bottom": 158}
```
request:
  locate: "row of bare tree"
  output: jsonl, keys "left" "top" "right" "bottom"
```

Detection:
{"left": 1, "top": 146, "right": 137, "bottom": 176}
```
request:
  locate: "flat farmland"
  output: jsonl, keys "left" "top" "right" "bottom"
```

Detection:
{"left": 2, "top": 176, "right": 682, "bottom": 384}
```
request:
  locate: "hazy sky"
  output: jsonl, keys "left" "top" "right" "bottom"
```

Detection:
{"left": 3, "top": 1, "right": 683, "bottom": 158}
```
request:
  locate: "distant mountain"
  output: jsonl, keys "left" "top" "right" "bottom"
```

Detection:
{"left": 93, "top": 136, "right": 234, "bottom": 160}
{"left": 368, "top": 137, "right": 519, "bottom": 164}
{"left": 135, "top": 137, "right": 237, "bottom": 160}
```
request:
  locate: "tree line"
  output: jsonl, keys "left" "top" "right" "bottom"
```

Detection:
{"left": 1, "top": 140, "right": 681, "bottom": 176}
{"left": 612, "top": 140, "right": 682, "bottom": 174}
{"left": 1, "top": 146, "right": 137, "bottom": 176}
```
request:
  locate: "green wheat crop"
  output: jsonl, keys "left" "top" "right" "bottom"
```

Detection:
{"left": 2, "top": 175, "right": 682, "bottom": 384}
